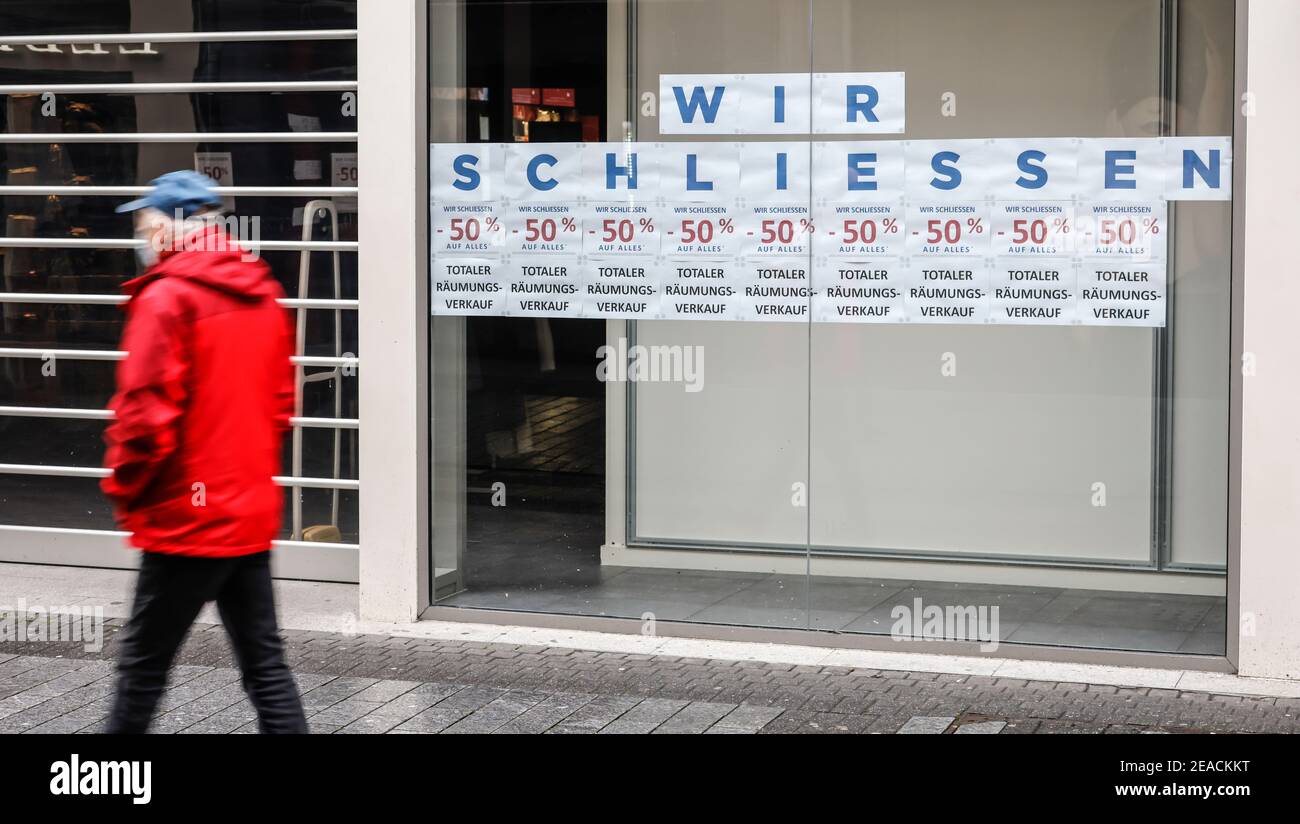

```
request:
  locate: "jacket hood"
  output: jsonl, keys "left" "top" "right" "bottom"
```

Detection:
{"left": 123, "top": 225, "right": 277, "bottom": 302}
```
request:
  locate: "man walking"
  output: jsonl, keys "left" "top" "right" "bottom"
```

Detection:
{"left": 102, "top": 171, "right": 308, "bottom": 734}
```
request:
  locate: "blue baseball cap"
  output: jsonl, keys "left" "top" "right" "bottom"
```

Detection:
{"left": 115, "top": 170, "right": 223, "bottom": 217}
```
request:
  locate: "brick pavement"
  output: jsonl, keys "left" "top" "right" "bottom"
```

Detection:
{"left": 1, "top": 614, "right": 1297, "bottom": 734}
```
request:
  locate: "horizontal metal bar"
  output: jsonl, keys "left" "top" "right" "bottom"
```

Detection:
{"left": 0, "top": 185, "right": 356, "bottom": 196}
{"left": 0, "top": 347, "right": 121, "bottom": 361}
{"left": 0, "top": 238, "right": 358, "bottom": 251}
{"left": 0, "top": 132, "right": 357, "bottom": 143}
{"left": 0, "top": 292, "right": 123, "bottom": 305}
{"left": 0, "top": 30, "right": 357, "bottom": 46}
{"left": 0, "top": 293, "right": 359, "bottom": 310}
{"left": 0, "top": 462, "right": 359, "bottom": 490}
{"left": 290, "top": 417, "right": 359, "bottom": 430}
{"left": 0, "top": 463, "right": 106, "bottom": 478}
{"left": 269, "top": 539, "right": 360, "bottom": 551}
{"left": 292, "top": 356, "right": 357, "bottom": 368}
{"left": 280, "top": 298, "right": 359, "bottom": 310}
{"left": 273, "top": 475, "right": 358, "bottom": 490}
{"left": 0, "top": 523, "right": 359, "bottom": 551}
{"left": 0, "top": 406, "right": 358, "bottom": 430}
{"left": 0, "top": 81, "right": 357, "bottom": 94}
{"left": 0, "top": 406, "right": 112, "bottom": 420}
{"left": 0, "top": 348, "right": 358, "bottom": 369}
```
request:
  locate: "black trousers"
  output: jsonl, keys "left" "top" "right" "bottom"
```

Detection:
{"left": 106, "top": 550, "right": 308, "bottom": 734}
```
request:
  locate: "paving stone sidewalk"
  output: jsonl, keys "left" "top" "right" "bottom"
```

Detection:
{"left": 1, "top": 616, "right": 1297, "bottom": 734}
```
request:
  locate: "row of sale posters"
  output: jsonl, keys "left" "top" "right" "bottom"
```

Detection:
{"left": 432, "top": 198, "right": 1168, "bottom": 326}
{"left": 429, "top": 137, "right": 1229, "bottom": 328}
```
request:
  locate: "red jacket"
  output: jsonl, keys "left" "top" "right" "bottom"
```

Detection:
{"left": 102, "top": 225, "right": 295, "bottom": 557}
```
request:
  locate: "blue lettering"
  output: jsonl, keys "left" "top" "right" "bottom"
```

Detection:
{"left": 930, "top": 151, "right": 961, "bottom": 190}
{"left": 846, "top": 85, "right": 880, "bottom": 123}
{"left": 776, "top": 152, "right": 788, "bottom": 190}
{"left": 685, "top": 154, "right": 713, "bottom": 191}
{"left": 452, "top": 154, "right": 480, "bottom": 191}
{"left": 1105, "top": 150, "right": 1137, "bottom": 189}
{"left": 847, "top": 152, "right": 878, "bottom": 191}
{"left": 605, "top": 152, "right": 638, "bottom": 190}
{"left": 526, "top": 154, "right": 558, "bottom": 191}
{"left": 1183, "top": 148, "right": 1220, "bottom": 190}
{"left": 672, "top": 85, "right": 726, "bottom": 124}
{"left": 1015, "top": 150, "right": 1048, "bottom": 189}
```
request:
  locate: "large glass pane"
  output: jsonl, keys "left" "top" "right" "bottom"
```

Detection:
{"left": 428, "top": 0, "right": 814, "bottom": 630}
{"left": 427, "top": 0, "right": 1232, "bottom": 655}
{"left": 805, "top": 0, "right": 1231, "bottom": 654}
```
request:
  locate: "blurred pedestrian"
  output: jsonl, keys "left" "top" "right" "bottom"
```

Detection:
{"left": 101, "top": 171, "right": 307, "bottom": 734}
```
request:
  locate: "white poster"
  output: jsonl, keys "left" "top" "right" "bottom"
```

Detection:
{"left": 904, "top": 259, "right": 990, "bottom": 324}
{"left": 503, "top": 256, "right": 583, "bottom": 318}
{"left": 427, "top": 139, "right": 1229, "bottom": 327}
{"left": 811, "top": 72, "right": 906, "bottom": 135}
{"left": 330, "top": 152, "right": 358, "bottom": 213}
{"left": 581, "top": 257, "right": 661, "bottom": 320}
{"left": 193, "top": 151, "right": 234, "bottom": 211}
{"left": 988, "top": 259, "right": 1076, "bottom": 325}
{"left": 812, "top": 257, "right": 907, "bottom": 323}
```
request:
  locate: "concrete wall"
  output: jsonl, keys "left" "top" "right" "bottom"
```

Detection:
{"left": 1236, "top": 0, "right": 1300, "bottom": 680}
{"left": 358, "top": 0, "right": 429, "bottom": 622}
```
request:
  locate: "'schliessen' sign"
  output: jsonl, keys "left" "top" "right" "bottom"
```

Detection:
{"left": 429, "top": 72, "right": 1231, "bottom": 328}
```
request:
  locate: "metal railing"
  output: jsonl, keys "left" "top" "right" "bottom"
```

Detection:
{"left": 0, "top": 462, "right": 358, "bottom": 490}
{"left": 0, "top": 293, "right": 358, "bottom": 310}
{"left": 0, "top": 30, "right": 358, "bottom": 46}
{"left": 0, "top": 185, "right": 356, "bottom": 197}
{"left": 0, "top": 523, "right": 358, "bottom": 552}
{"left": 0, "top": 237, "right": 356, "bottom": 251}
{"left": 0, "top": 348, "right": 357, "bottom": 369}
{"left": 0, "top": 24, "right": 364, "bottom": 559}
{"left": 0, "top": 406, "right": 357, "bottom": 429}
{"left": 0, "top": 132, "right": 357, "bottom": 143}
{"left": 0, "top": 81, "right": 357, "bottom": 95}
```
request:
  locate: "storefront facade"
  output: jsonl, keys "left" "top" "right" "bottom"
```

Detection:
{"left": 2, "top": 0, "right": 1299, "bottom": 680}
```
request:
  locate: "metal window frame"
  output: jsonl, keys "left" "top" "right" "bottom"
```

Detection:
{"left": 616, "top": 2, "right": 1227, "bottom": 579}
{"left": 410, "top": 0, "right": 1251, "bottom": 673}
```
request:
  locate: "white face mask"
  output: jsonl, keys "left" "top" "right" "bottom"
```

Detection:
{"left": 132, "top": 209, "right": 221, "bottom": 270}
{"left": 133, "top": 208, "right": 170, "bottom": 270}
{"left": 135, "top": 239, "right": 160, "bottom": 270}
